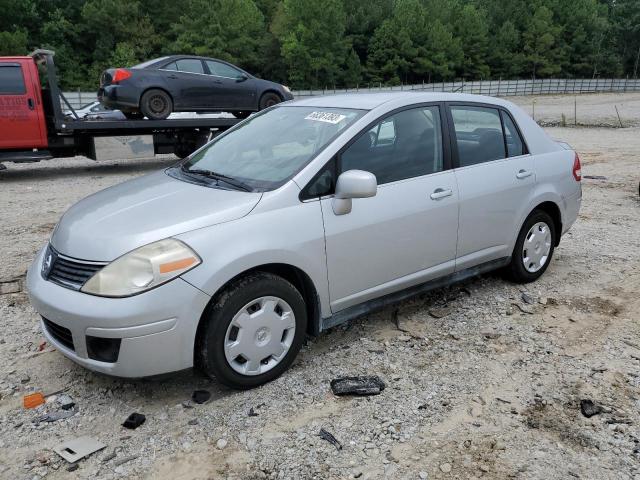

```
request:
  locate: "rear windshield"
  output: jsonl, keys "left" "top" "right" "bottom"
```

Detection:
{"left": 0, "top": 64, "right": 26, "bottom": 94}
{"left": 132, "top": 57, "right": 170, "bottom": 69}
{"left": 180, "top": 106, "right": 365, "bottom": 191}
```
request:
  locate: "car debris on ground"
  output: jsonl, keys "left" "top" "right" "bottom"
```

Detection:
{"left": 330, "top": 376, "right": 386, "bottom": 396}
{"left": 318, "top": 428, "right": 342, "bottom": 450}
{"left": 122, "top": 412, "right": 146, "bottom": 429}
{"left": 53, "top": 436, "right": 106, "bottom": 463}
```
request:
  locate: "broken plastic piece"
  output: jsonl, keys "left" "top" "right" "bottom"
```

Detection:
{"left": 24, "top": 392, "right": 45, "bottom": 409}
{"left": 53, "top": 436, "right": 106, "bottom": 463}
{"left": 580, "top": 399, "right": 602, "bottom": 418}
{"left": 330, "top": 376, "right": 386, "bottom": 396}
{"left": 191, "top": 390, "right": 211, "bottom": 404}
{"left": 319, "top": 428, "right": 342, "bottom": 450}
{"left": 34, "top": 409, "right": 76, "bottom": 423}
{"left": 57, "top": 394, "right": 75, "bottom": 410}
{"left": 122, "top": 412, "right": 146, "bottom": 429}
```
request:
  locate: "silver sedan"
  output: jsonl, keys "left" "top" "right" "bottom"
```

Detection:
{"left": 27, "top": 92, "right": 582, "bottom": 388}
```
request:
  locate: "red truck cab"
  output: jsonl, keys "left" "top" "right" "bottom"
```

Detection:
{"left": 0, "top": 57, "right": 48, "bottom": 149}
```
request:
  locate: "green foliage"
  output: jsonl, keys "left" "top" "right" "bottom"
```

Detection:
{"left": 1, "top": 0, "right": 637, "bottom": 89}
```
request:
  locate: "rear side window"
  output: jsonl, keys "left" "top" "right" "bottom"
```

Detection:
{"left": 206, "top": 60, "right": 241, "bottom": 78}
{"left": 0, "top": 64, "right": 26, "bottom": 94}
{"left": 450, "top": 106, "right": 505, "bottom": 167}
{"left": 340, "top": 106, "right": 444, "bottom": 185}
{"left": 501, "top": 112, "right": 525, "bottom": 157}
{"left": 175, "top": 59, "right": 204, "bottom": 74}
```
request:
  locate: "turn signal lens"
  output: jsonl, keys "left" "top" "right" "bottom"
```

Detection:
{"left": 112, "top": 68, "right": 132, "bottom": 83}
{"left": 572, "top": 152, "right": 582, "bottom": 181}
{"left": 81, "top": 238, "right": 201, "bottom": 297}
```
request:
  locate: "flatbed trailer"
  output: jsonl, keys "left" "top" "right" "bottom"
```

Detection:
{"left": 0, "top": 50, "right": 240, "bottom": 167}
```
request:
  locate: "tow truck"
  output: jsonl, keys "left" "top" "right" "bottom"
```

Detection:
{"left": 0, "top": 50, "right": 240, "bottom": 169}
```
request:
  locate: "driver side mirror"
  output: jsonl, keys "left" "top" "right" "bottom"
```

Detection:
{"left": 332, "top": 170, "right": 377, "bottom": 215}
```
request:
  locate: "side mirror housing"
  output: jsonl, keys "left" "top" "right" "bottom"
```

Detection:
{"left": 332, "top": 170, "right": 377, "bottom": 215}
{"left": 236, "top": 73, "right": 249, "bottom": 82}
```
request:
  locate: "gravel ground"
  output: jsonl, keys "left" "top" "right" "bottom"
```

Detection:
{"left": 0, "top": 93, "right": 639, "bottom": 480}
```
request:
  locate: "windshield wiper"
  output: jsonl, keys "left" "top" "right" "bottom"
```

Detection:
{"left": 181, "top": 166, "right": 252, "bottom": 192}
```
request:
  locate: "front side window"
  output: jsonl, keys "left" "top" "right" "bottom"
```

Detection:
{"left": 0, "top": 65, "right": 26, "bottom": 94}
{"left": 450, "top": 106, "right": 506, "bottom": 166}
{"left": 175, "top": 59, "right": 204, "bottom": 74}
{"left": 180, "top": 106, "right": 364, "bottom": 191}
{"left": 206, "top": 60, "right": 241, "bottom": 78}
{"left": 340, "top": 106, "right": 444, "bottom": 185}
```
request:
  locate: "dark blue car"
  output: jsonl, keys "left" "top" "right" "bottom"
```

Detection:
{"left": 98, "top": 55, "right": 293, "bottom": 120}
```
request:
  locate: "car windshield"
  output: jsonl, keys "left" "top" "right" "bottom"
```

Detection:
{"left": 179, "top": 106, "right": 364, "bottom": 191}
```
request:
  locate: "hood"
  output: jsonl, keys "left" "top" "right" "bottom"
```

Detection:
{"left": 51, "top": 171, "right": 262, "bottom": 261}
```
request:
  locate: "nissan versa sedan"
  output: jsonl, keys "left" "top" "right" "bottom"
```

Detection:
{"left": 98, "top": 55, "right": 293, "bottom": 120}
{"left": 27, "top": 92, "right": 582, "bottom": 389}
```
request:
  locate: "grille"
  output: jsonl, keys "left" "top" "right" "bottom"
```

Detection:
{"left": 42, "top": 318, "right": 75, "bottom": 351}
{"left": 45, "top": 246, "right": 106, "bottom": 291}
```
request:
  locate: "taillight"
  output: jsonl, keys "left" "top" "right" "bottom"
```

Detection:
{"left": 112, "top": 68, "right": 132, "bottom": 84}
{"left": 572, "top": 153, "right": 582, "bottom": 181}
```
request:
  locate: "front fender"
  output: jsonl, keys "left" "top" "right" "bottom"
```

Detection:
{"left": 176, "top": 200, "right": 330, "bottom": 318}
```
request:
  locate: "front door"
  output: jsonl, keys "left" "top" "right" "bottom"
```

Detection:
{"left": 447, "top": 104, "right": 536, "bottom": 270}
{"left": 0, "top": 60, "right": 47, "bottom": 149}
{"left": 204, "top": 60, "right": 257, "bottom": 110}
{"left": 320, "top": 105, "right": 459, "bottom": 312}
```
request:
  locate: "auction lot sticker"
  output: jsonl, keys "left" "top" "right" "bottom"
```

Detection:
{"left": 305, "top": 111, "right": 347, "bottom": 124}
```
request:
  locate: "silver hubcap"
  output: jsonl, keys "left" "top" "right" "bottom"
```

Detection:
{"left": 522, "top": 221, "right": 552, "bottom": 273}
{"left": 224, "top": 296, "right": 296, "bottom": 376}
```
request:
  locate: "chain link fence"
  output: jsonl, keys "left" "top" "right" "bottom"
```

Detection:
{"left": 63, "top": 77, "right": 640, "bottom": 109}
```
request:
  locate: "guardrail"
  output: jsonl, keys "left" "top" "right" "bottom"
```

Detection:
{"left": 62, "top": 77, "right": 640, "bottom": 109}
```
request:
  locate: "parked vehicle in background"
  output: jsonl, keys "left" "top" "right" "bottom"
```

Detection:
{"left": 98, "top": 55, "right": 293, "bottom": 120}
{"left": 0, "top": 50, "right": 241, "bottom": 166}
{"left": 27, "top": 92, "right": 581, "bottom": 389}
{"left": 64, "top": 101, "right": 125, "bottom": 120}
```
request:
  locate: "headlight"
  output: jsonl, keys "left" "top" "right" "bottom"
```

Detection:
{"left": 81, "top": 238, "right": 201, "bottom": 297}
{"left": 282, "top": 85, "right": 291, "bottom": 93}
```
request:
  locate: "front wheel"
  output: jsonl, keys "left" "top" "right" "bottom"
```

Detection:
{"left": 258, "top": 92, "right": 282, "bottom": 110}
{"left": 504, "top": 210, "right": 556, "bottom": 283}
{"left": 196, "top": 272, "right": 307, "bottom": 389}
{"left": 140, "top": 89, "right": 173, "bottom": 120}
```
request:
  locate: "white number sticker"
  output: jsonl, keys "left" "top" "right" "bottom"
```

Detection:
{"left": 304, "top": 111, "right": 347, "bottom": 124}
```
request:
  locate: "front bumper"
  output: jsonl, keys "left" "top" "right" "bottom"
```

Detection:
{"left": 26, "top": 246, "right": 211, "bottom": 377}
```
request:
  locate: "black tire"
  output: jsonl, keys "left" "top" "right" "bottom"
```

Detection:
{"left": 258, "top": 92, "right": 282, "bottom": 110}
{"left": 139, "top": 89, "right": 172, "bottom": 120}
{"left": 504, "top": 210, "right": 556, "bottom": 283}
{"left": 123, "top": 111, "right": 144, "bottom": 120}
{"left": 196, "top": 272, "right": 307, "bottom": 389}
{"left": 232, "top": 111, "right": 251, "bottom": 119}
{"left": 174, "top": 143, "right": 194, "bottom": 159}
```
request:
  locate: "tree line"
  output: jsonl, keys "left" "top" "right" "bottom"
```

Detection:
{"left": 1, "top": 0, "right": 639, "bottom": 90}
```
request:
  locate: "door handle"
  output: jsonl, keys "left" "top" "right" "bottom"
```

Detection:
{"left": 213, "top": 80, "right": 222, "bottom": 84}
{"left": 430, "top": 188, "right": 453, "bottom": 200}
{"left": 167, "top": 75, "right": 178, "bottom": 79}
{"left": 516, "top": 169, "right": 532, "bottom": 179}
{"left": 27, "top": 98, "right": 35, "bottom": 110}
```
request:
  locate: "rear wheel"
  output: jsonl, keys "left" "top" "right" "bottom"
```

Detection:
{"left": 140, "top": 89, "right": 173, "bottom": 120}
{"left": 196, "top": 272, "right": 307, "bottom": 389}
{"left": 505, "top": 210, "right": 556, "bottom": 283}
{"left": 258, "top": 92, "right": 282, "bottom": 110}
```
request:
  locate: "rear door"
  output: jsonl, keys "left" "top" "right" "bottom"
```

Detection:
{"left": 447, "top": 103, "right": 534, "bottom": 270}
{"left": 160, "top": 59, "right": 212, "bottom": 109}
{"left": 204, "top": 60, "right": 257, "bottom": 110}
{"left": 0, "top": 59, "right": 47, "bottom": 149}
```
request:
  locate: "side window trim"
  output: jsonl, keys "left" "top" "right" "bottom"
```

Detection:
{"left": 445, "top": 101, "right": 530, "bottom": 168}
